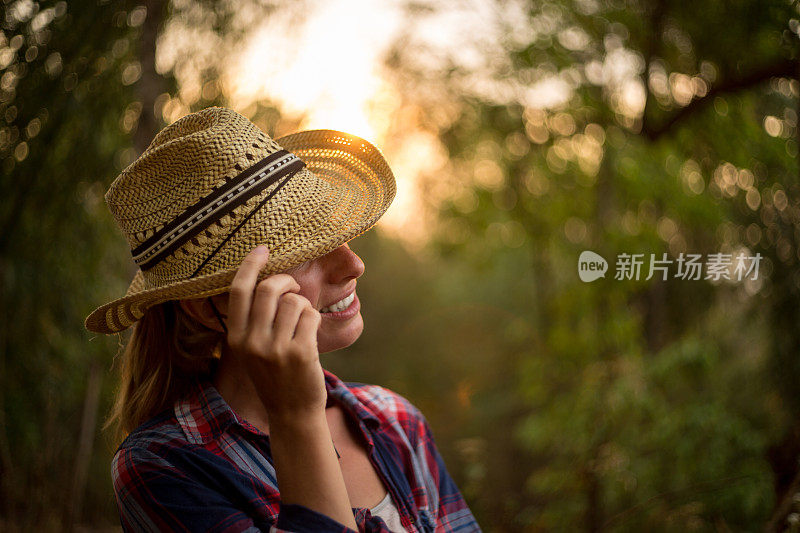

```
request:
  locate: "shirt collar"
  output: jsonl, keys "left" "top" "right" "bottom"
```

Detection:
{"left": 175, "top": 369, "right": 381, "bottom": 445}
{"left": 323, "top": 369, "right": 382, "bottom": 430}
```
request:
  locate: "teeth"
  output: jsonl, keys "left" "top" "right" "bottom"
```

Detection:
{"left": 320, "top": 292, "right": 355, "bottom": 313}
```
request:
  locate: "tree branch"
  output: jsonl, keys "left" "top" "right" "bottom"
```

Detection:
{"left": 764, "top": 467, "right": 800, "bottom": 533}
{"left": 640, "top": 0, "right": 668, "bottom": 138}
{"left": 642, "top": 58, "right": 799, "bottom": 142}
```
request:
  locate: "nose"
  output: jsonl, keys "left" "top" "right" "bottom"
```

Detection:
{"left": 324, "top": 242, "right": 365, "bottom": 283}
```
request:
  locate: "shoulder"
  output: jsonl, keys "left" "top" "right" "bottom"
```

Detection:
{"left": 344, "top": 381, "right": 430, "bottom": 441}
{"left": 111, "top": 409, "right": 191, "bottom": 485}
{"left": 346, "top": 381, "right": 424, "bottom": 418}
{"left": 116, "top": 409, "right": 189, "bottom": 455}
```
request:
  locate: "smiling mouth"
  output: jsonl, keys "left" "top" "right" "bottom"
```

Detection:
{"left": 319, "top": 292, "right": 355, "bottom": 313}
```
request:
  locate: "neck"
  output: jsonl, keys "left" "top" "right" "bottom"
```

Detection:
{"left": 213, "top": 343, "right": 272, "bottom": 435}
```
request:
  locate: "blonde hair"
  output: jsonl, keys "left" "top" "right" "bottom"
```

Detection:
{"left": 105, "top": 300, "right": 224, "bottom": 442}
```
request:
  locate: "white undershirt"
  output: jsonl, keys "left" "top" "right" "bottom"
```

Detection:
{"left": 369, "top": 492, "right": 405, "bottom": 532}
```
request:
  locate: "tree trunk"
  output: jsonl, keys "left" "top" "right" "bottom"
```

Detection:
{"left": 65, "top": 359, "right": 103, "bottom": 529}
{"left": 133, "top": 0, "right": 169, "bottom": 156}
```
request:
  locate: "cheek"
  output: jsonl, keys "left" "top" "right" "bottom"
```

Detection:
{"left": 290, "top": 276, "right": 320, "bottom": 307}
{"left": 300, "top": 288, "right": 320, "bottom": 308}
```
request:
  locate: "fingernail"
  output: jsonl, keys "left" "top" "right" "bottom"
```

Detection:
{"left": 254, "top": 245, "right": 268, "bottom": 255}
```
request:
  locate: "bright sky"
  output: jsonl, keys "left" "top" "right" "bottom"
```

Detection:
{"left": 228, "top": 0, "right": 402, "bottom": 141}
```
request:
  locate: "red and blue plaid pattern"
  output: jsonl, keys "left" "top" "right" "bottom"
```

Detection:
{"left": 111, "top": 369, "right": 481, "bottom": 532}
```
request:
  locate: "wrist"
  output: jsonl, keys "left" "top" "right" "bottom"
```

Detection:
{"left": 266, "top": 405, "right": 356, "bottom": 530}
{"left": 267, "top": 407, "right": 328, "bottom": 435}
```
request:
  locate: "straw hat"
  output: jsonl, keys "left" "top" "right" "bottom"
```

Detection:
{"left": 84, "top": 107, "right": 395, "bottom": 334}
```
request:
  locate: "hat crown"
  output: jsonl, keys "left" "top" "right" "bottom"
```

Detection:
{"left": 105, "top": 108, "right": 283, "bottom": 254}
{"left": 146, "top": 105, "right": 221, "bottom": 148}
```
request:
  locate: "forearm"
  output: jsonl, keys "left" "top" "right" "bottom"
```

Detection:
{"left": 268, "top": 410, "right": 357, "bottom": 530}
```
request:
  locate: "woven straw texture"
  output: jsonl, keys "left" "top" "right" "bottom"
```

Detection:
{"left": 84, "top": 107, "right": 395, "bottom": 334}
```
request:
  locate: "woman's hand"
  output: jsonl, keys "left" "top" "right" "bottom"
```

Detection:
{"left": 225, "top": 245, "right": 326, "bottom": 420}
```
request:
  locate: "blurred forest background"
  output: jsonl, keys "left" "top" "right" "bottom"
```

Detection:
{"left": 1, "top": 0, "right": 799, "bottom": 531}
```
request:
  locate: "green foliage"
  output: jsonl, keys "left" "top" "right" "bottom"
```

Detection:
{"left": 0, "top": 0, "right": 172, "bottom": 527}
{"left": 404, "top": 0, "right": 800, "bottom": 530}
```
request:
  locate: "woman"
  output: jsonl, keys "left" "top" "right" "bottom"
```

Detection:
{"left": 85, "top": 107, "right": 480, "bottom": 532}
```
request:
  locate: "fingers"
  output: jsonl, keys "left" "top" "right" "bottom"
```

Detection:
{"left": 228, "top": 246, "right": 271, "bottom": 338}
{"left": 249, "top": 274, "right": 301, "bottom": 338}
{"left": 272, "top": 293, "right": 312, "bottom": 342}
{"left": 294, "top": 306, "right": 321, "bottom": 347}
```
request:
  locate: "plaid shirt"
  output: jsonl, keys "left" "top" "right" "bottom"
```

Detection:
{"left": 111, "top": 369, "right": 481, "bottom": 532}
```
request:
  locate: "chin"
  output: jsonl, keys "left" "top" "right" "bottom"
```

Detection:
{"left": 318, "top": 313, "right": 364, "bottom": 354}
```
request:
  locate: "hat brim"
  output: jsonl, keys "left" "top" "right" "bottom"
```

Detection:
{"left": 84, "top": 129, "right": 396, "bottom": 334}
